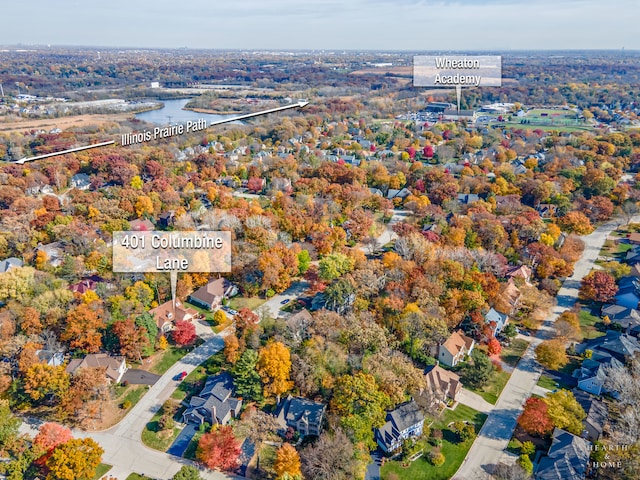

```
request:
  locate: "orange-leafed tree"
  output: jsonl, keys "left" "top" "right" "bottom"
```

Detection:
{"left": 112, "top": 318, "right": 150, "bottom": 362}
{"left": 61, "top": 303, "right": 104, "bottom": 353}
{"left": 33, "top": 422, "right": 72, "bottom": 466}
{"left": 196, "top": 425, "right": 242, "bottom": 471}
{"left": 579, "top": 271, "right": 618, "bottom": 303}
{"left": 224, "top": 335, "right": 240, "bottom": 364}
{"left": 257, "top": 342, "right": 293, "bottom": 400}
{"left": 487, "top": 337, "right": 502, "bottom": 356}
{"left": 24, "top": 364, "right": 69, "bottom": 403}
{"left": 274, "top": 443, "right": 302, "bottom": 480}
{"left": 518, "top": 397, "right": 554, "bottom": 437}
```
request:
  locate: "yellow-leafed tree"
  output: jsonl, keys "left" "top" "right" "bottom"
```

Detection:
{"left": 46, "top": 438, "right": 103, "bottom": 480}
{"left": 257, "top": 342, "right": 293, "bottom": 400}
{"left": 274, "top": 443, "right": 302, "bottom": 480}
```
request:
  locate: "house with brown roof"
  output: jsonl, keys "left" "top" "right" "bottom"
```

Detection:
{"left": 129, "top": 218, "right": 155, "bottom": 231}
{"left": 66, "top": 353, "right": 127, "bottom": 383}
{"left": 438, "top": 330, "right": 475, "bottom": 367}
{"left": 628, "top": 232, "right": 640, "bottom": 245}
{"left": 188, "top": 278, "right": 238, "bottom": 311}
{"left": 505, "top": 265, "right": 532, "bottom": 284}
{"left": 148, "top": 300, "right": 197, "bottom": 334}
{"left": 416, "top": 363, "right": 462, "bottom": 408}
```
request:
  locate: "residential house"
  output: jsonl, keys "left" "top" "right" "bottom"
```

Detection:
{"left": 630, "top": 263, "right": 640, "bottom": 279}
{"left": 0, "top": 257, "right": 23, "bottom": 273}
{"left": 375, "top": 400, "right": 425, "bottom": 453}
{"left": 535, "top": 428, "right": 590, "bottom": 480}
{"left": 66, "top": 353, "right": 127, "bottom": 383}
{"left": 505, "top": 265, "right": 532, "bottom": 284}
{"left": 600, "top": 304, "right": 640, "bottom": 336}
{"left": 614, "top": 277, "right": 640, "bottom": 309}
{"left": 573, "top": 390, "right": 608, "bottom": 442}
{"left": 386, "top": 188, "right": 411, "bottom": 201}
{"left": 485, "top": 308, "right": 509, "bottom": 336}
{"left": 129, "top": 218, "right": 155, "bottom": 231}
{"left": 182, "top": 372, "right": 242, "bottom": 426}
{"left": 575, "top": 330, "right": 640, "bottom": 364}
{"left": 574, "top": 356, "right": 622, "bottom": 396}
{"left": 188, "top": 278, "right": 238, "bottom": 311}
{"left": 275, "top": 395, "right": 326, "bottom": 438}
{"left": 148, "top": 300, "right": 197, "bottom": 335}
{"left": 417, "top": 363, "right": 462, "bottom": 408}
{"left": 36, "top": 349, "right": 64, "bottom": 367}
{"left": 457, "top": 193, "right": 480, "bottom": 205}
{"left": 537, "top": 204, "right": 557, "bottom": 219}
{"left": 438, "top": 330, "right": 475, "bottom": 367}
{"left": 497, "top": 281, "right": 522, "bottom": 314}
{"left": 270, "top": 177, "right": 293, "bottom": 193}
{"left": 69, "top": 276, "right": 101, "bottom": 295}
{"left": 627, "top": 232, "right": 640, "bottom": 245}
{"left": 71, "top": 173, "right": 91, "bottom": 191}
{"left": 369, "top": 187, "right": 383, "bottom": 197}
{"left": 35, "top": 242, "right": 64, "bottom": 267}
{"left": 285, "top": 309, "right": 313, "bottom": 344}
{"left": 158, "top": 211, "right": 175, "bottom": 228}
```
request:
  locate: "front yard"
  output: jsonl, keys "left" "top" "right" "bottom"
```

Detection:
{"left": 578, "top": 309, "right": 605, "bottom": 340}
{"left": 381, "top": 404, "right": 487, "bottom": 480}
{"left": 501, "top": 339, "right": 530, "bottom": 368}
{"left": 468, "top": 369, "right": 511, "bottom": 405}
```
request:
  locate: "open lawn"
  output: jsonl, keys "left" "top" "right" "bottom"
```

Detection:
{"left": 468, "top": 369, "right": 511, "bottom": 405}
{"left": 126, "top": 474, "right": 152, "bottom": 480}
{"left": 381, "top": 405, "right": 487, "bottom": 480}
{"left": 579, "top": 309, "right": 605, "bottom": 340}
{"left": 247, "top": 444, "right": 278, "bottom": 479}
{"left": 228, "top": 296, "right": 267, "bottom": 311}
{"left": 92, "top": 463, "right": 112, "bottom": 480}
{"left": 537, "top": 374, "right": 558, "bottom": 391}
{"left": 141, "top": 410, "right": 181, "bottom": 452}
{"left": 183, "top": 430, "right": 204, "bottom": 460}
{"left": 501, "top": 339, "right": 529, "bottom": 368}
{"left": 149, "top": 342, "right": 201, "bottom": 375}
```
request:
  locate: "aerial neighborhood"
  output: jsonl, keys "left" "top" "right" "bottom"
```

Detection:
{"left": 0, "top": 44, "right": 639, "bottom": 480}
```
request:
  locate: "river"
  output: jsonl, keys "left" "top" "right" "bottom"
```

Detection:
{"left": 135, "top": 98, "right": 238, "bottom": 125}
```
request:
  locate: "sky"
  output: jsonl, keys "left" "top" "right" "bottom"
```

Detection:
{"left": 1, "top": 0, "right": 638, "bottom": 51}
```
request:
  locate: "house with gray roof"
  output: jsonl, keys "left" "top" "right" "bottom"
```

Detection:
{"left": 574, "top": 356, "right": 622, "bottom": 396}
{"left": 535, "top": 428, "right": 590, "bottom": 480}
{"left": 182, "top": 372, "right": 242, "bottom": 426}
{"left": 485, "top": 308, "right": 509, "bottom": 336}
{"left": 573, "top": 390, "right": 608, "bottom": 442}
{"left": 0, "top": 257, "right": 23, "bottom": 273}
{"left": 71, "top": 173, "right": 91, "bottom": 191}
{"left": 375, "top": 400, "right": 424, "bottom": 453}
{"left": 600, "top": 304, "right": 640, "bottom": 336}
{"left": 575, "top": 330, "right": 640, "bottom": 364}
{"left": 275, "top": 395, "right": 326, "bottom": 438}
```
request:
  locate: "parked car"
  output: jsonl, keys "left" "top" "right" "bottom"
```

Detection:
{"left": 228, "top": 309, "right": 238, "bottom": 315}
{"left": 280, "top": 298, "right": 290, "bottom": 305}
{"left": 175, "top": 371, "right": 188, "bottom": 381}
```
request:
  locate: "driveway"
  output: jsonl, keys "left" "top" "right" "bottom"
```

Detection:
{"left": 456, "top": 388, "right": 494, "bottom": 415}
{"left": 365, "top": 449, "right": 383, "bottom": 480}
{"left": 258, "top": 280, "right": 310, "bottom": 319}
{"left": 167, "top": 424, "right": 198, "bottom": 457}
{"left": 121, "top": 369, "right": 161, "bottom": 386}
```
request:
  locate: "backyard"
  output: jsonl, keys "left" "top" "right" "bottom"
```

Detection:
{"left": 381, "top": 404, "right": 487, "bottom": 480}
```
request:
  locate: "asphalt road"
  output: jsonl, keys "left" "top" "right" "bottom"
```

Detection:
{"left": 453, "top": 215, "right": 639, "bottom": 479}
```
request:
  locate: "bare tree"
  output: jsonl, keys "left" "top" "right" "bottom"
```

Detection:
{"left": 491, "top": 462, "right": 531, "bottom": 480}
{"left": 300, "top": 429, "right": 358, "bottom": 480}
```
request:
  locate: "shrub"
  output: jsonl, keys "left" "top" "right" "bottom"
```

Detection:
{"left": 517, "top": 454, "right": 533, "bottom": 475}
{"left": 121, "top": 399, "right": 132, "bottom": 409}
{"left": 429, "top": 450, "right": 445, "bottom": 467}
{"left": 521, "top": 441, "right": 535, "bottom": 455}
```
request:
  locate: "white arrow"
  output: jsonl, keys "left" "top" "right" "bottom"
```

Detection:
{"left": 13, "top": 140, "right": 115, "bottom": 164}
{"left": 208, "top": 100, "right": 309, "bottom": 127}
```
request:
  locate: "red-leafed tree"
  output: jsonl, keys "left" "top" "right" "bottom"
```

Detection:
{"left": 579, "top": 271, "right": 618, "bottom": 303}
{"left": 423, "top": 145, "right": 434, "bottom": 158}
{"left": 487, "top": 337, "right": 502, "bottom": 356}
{"left": 33, "top": 422, "right": 73, "bottom": 465}
{"left": 172, "top": 320, "right": 196, "bottom": 346}
{"left": 517, "top": 397, "right": 554, "bottom": 436}
{"left": 247, "top": 177, "right": 265, "bottom": 193}
{"left": 196, "top": 425, "right": 242, "bottom": 471}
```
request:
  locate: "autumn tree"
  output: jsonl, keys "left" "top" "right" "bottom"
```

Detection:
{"left": 257, "top": 342, "right": 293, "bottom": 400}
{"left": 62, "top": 366, "right": 109, "bottom": 426}
{"left": 34, "top": 422, "right": 73, "bottom": 465}
{"left": 46, "top": 438, "right": 103, "bottom": 480}
{"left": 240, "top": 406, "right": 281, "bottom": 472}
{"left": 274, "top": 443, "right": 302, "bottom": 480}
{"left": 579, "top": 271, "right": 618, "bottom": 303}
{"left": 460, "top": 350, "right": 494, "bottom": 388}
{"left": 0, "top": 400, "right": 20, "bottom": 450}
{"left": 318, "top": 253, "right": 355, "bottom": 281}
{"left": 544, "top": 389, "right": 586, "bottom": 435}
{"left": 557, "top": 211, "right": 594, "bottom": 235}
{"left": 172, "top": 320, "right": 196, "bottom": 346}
{"left": 555, "top": 311, "right": 582, "bottom": 341}
{"left": 61, "top": 304, "right": 103, "bottom": 353}
{"left": 172, "top": 466, "right": 203, "bottom": 480}
{"left": 112, "top": 319, "right": 150, "bottom": 362}
{"left": 224, "top": 335, "right": 240, "bottom": 364}
{"left": 24, "top": 364, "right": 70, "bottom": 403}
{"left": 258, "top": 242, "right": 300, "bottom": 294}
{"left": 517, "top": 397, "right": 554, "bottom": 437}
{"left": 535, "top": 339, "right": 569, "bottom": 371}
{"left": 21, "top": 307, "right": 43, "bottom": 335}
{"left": 487, "top": 337, "right": 502, "bottom": 356}
{"left": 196, "top": 425, "right": 242, "bottom": 471}
{"left": 213, "top": 309, "right": 227, "bottom": 326}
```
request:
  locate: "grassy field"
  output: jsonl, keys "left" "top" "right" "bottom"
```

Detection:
{"left": 92, "top": 463, "right": 112, "bottom": 480}
{"left": 381, "top": 405, "right": 487, "bottom": 480}
{"left": 537, "top": 374, "right": 560, "bottom": 391}
{"left": 116, "top": 384, "right": 147, "bottom": 409}
{"left": 126, "top": 474, "right": 152, "bottom": 480}
{"left": 501, "top": 339, "right": 530, "bottom": 368}
{"left": 468, "top": 369, "right": 511, "bottom": 405}
{"left": 579, "top": 309, "right": 605, "bottom": 340}
{"left": 150, "top": 343, "right": 200, "bottom": 375}
{"left": 228, "top": 296, "right": 267, "bottom": 311}
{"left": 141, "top": 410, "right": 181, "bottom": 452}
